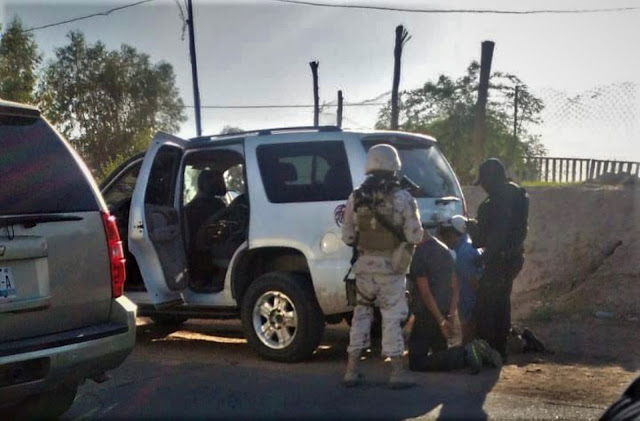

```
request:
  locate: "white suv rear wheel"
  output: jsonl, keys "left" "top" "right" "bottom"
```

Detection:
{"left": 252, "top": 290, "right": 298, "bottom": 350}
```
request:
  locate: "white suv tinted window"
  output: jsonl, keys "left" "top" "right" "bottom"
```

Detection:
{"left": 102, "top": 161, "right": 141, "bottom": 208}
{"left": 257, "top": 141, "right": 352, "bottom": 203}
{"left": 0, "top": 115, "right": 98, "bottom": 215}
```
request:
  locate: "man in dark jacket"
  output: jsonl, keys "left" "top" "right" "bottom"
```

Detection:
{"left": 470, "top": 158, "right": 529, "bottom": 361}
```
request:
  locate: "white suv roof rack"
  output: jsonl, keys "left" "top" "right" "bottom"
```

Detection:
{"left": 190, "top": 125, "right": 342, "bottom": 143}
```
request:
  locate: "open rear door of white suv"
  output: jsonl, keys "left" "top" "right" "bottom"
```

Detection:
{"left": 129, "top": 132, "right": 189, "bottom": 308}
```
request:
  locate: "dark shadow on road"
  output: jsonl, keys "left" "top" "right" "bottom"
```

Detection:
{"left": 113, "top": 319, "right": 502, "bottom": 419}
{"left": 436, "top": 369, "right": 500, "bottom": 420}
{"left": 66, "top": 349, "right": 503, "bottom": 420}
{"left": 118, "top": 318, "right": 631, "bottom": 420}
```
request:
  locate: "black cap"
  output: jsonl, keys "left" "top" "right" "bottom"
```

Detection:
{"left": 473, "top": 158, "right": 506, "bottom": 186}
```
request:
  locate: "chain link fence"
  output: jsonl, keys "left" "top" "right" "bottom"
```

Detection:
{"left": 187, "top": 80, "right": 639, "bottom": 183}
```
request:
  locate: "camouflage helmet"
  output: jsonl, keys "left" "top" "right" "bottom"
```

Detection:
{"left": 365, "top": 144, "right": 401, "bottom": 174}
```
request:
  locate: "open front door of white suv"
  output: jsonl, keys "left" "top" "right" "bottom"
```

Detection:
{"left": 129, "top": 132, "right": 189, "bottom": 308}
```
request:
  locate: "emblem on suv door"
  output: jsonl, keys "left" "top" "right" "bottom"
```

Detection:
{"left": 334, "top": 204, "right": 346, "bottom": 227}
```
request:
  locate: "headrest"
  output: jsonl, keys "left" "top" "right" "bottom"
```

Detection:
{"left": 275, "top": 162, "right": 298, "bottom": 183}
{"left": 198, "top": 169, "right": 227, "bottom": 196}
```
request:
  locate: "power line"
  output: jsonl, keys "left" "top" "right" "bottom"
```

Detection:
{"left": 322, "top": 90, "right": 391, "bottom": 107}
{"left": 189, "top": 91, "right": 392, "bottom": 110}
{"left": 18, "top": 0, "right": 640, "bottom": 34}
{"left": 272, "top": 0, "right": 640, "bottom": 15}
{"left": 187, "top": 102, "right": 386, "bottom": 109}
{"left": 24, "top": 0, "right": 156, "bottom": 33}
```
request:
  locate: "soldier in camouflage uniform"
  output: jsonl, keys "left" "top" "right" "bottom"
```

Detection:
{"left": 341, "top": 144, "right": 424, "bottom": 389}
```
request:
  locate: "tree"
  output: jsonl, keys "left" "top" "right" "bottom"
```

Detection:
{"left": 376, "top": 62, "right": 546, "bottom": 184}
{"left": 0, "top": 17, "right": 41, "bottom": 103}
{"left": 220, "top": 125, "right": 243, "bottom": 135}
{"left": 37, "top": 31, "right": 186, "bottom": 172}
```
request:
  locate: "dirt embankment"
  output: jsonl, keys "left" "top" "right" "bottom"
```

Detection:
{"left": 462, "top": 184, "right": 640, "bottom": 363}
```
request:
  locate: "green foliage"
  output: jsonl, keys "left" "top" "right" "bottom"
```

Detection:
{"left": 376, "top": 62, "right": 547, "bottom": 184}
{"left": 225, "top": 165, "right": 245, "bottom": 194}
{"left": 37, "top": 31, "right": 186, "bottom": 170}
{"left": 94, "top": 153, "right": 131, "bottom": 185}
{"left": 0, "top": 17, "right": 41, "bottom": 103}
{"left": 220, "top": 125, "right": 243, "bottom": 135}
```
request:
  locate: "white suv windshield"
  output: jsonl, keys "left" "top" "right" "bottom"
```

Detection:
{"left": 397, "top": 146, "right": 459, "bottom": 198}
{"left": 362, "top": 139, "right": 459, "bottom": 198}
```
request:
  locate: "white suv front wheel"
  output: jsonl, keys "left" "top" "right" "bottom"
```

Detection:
{"left": 241, "top": 272, "right": 324, "bottom": 362}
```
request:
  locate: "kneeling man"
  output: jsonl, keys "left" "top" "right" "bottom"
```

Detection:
{"left": 408, "top": 221, "right": 501, "bottom": 374}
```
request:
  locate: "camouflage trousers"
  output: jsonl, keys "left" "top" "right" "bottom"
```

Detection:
{"left": 347, "top": 274, "right": 408, "bottom": 358}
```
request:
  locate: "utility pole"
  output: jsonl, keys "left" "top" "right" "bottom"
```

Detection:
{"left": 391, "top": 25, "right": 411, "bottom": 130}
{"left": 187, "top": 0, "right": 202, "bottom": 136}
{"left": 309, "top": 61, "right": 320, "bottom": 127}
{"left": 473, "top": 40, "right": 495, "bottom": 168}
{"left": 337, "top": 90, "right": 343, "bottom": 128}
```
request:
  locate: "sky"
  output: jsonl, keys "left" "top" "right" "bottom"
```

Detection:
{"left": 2, "top": 0, "right": 640, "bottom": 161}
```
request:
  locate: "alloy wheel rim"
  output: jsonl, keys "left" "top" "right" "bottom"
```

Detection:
{"left": 252, "top": 290, "right": 298, "bottom": 349}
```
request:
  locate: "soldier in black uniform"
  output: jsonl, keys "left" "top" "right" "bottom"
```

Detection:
{"left": 470, "top": 158, "right": 529, "bottom": 361}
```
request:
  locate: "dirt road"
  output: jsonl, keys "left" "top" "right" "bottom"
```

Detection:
{"left": 63, "top": 319, "right": 636, "bottom": 420}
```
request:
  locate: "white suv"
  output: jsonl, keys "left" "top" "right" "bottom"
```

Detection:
{"left": 101, "top": 126, "right": 464, "bottom": 362}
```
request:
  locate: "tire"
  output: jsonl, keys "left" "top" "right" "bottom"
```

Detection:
{"left": 241, "top": 272, "right": 324, "bottom": 362}
{"left": 150, "top": 314, "right": 189, "bottom": 327}
{"left": 11, "top": 381, "right": 78, "bottom": 419}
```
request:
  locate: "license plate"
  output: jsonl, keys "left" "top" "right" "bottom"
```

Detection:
{"left": 0, "top": 267, "right": 16, "bottom": 299}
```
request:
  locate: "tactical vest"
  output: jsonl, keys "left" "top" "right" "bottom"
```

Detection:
{"left": 354, "top": 189, "right": 401, "bottom": 252}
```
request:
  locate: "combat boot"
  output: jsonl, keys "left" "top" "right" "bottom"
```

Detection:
{"left": 474, "top": 339, "right": 503, "bottom": 369}
{"left": 388, "top": 357, "right": 415, "bottom": 389}
{"left": 343, "top": 352, "right": 362, "bottom": 387}
{"left": 464, "top": 341, "right": 483, "bottom": 374}
{"left": 522, "top": 328, "right": 546, "bottom": 353}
